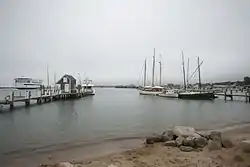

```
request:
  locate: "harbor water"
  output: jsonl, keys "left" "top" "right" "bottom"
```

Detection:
{"left": 0, "top": 88, "right": 250, "bottom": 159}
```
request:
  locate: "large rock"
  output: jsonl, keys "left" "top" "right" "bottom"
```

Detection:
{"left": 173, "top": 126, "right": 196, "bottom": 138}
{"left": 176, "top": 136, "right": 185, "bottom": 147}
{"left": 161, "top": 129, "right": 174, "bottom": 141}
{"left": 182, "top": 136, "right": 195, "bottom": 147}
{"left": 146, "top": 137, "right": 155, "bottom": 144}
{"left": 58, "top": 162, "right": 74, "bottom": 167}
{"left": 194, "top": 136, "right": 207, "bottom": 148}
{"left": 221, "top": 137, "right": 233, "bottom": 148}
{"left": 146, "top": 134, "right": 163, "bottom": 144}
{"left": 208, "top": 140, "right": 222, "bottom": 151}
{"left": 196, "top": 131, "right": 210, "bottom": 140}
{"left": 164, "top": 140, "right": 177, "bottom": 147}
{"left": 179, "top": 146, "right": 195, "bottom": 152}
{"left": 209, "top": 131, "right": 222, "bottom": 141}
{"left": 240, "top": 140, "right": 250, "bottom": 153}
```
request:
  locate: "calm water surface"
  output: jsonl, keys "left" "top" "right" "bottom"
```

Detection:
{"left": 0, "top": 88, "right": 250, "bottom": 156}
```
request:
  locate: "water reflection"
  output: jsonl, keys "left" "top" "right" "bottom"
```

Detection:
{"left": 0, "top": 88, "right": 250, "bottom": 156}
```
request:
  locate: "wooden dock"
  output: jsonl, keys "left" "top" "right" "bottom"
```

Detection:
{"left": 215, "top": 90, "right": 250, "bottom": 102}
{"left": 0, "top": 89, "right": 86, "bottom": 110}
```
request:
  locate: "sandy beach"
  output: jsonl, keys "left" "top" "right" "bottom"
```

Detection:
{"left": 25, "top": 124, "right": 250, "bottom": 167}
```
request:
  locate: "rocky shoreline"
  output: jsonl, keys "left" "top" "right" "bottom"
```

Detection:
{"left": 39, "top": 125, "right": 250, "bottom": 167}
{"left": 145, "top": 126, "right": 234, "bottom": 152}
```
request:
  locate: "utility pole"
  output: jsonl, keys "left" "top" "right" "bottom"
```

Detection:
{"left": 143, "top": 59, "right": 147, "bottom": 87}
{"left": 198, "top": 56, "right": 201, "bottom": 90}
{"left": 182, "top": 51, "right": 186, "bottom": 90}
{"left": 152, "top": 48, "right": 155, "bottom": 87}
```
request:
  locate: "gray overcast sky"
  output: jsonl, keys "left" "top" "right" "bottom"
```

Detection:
{"left": 0, "top": 0, "right": 250, "bottom": 85}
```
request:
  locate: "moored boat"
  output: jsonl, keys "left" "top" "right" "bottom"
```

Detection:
{"left": 14, "top": 77, "right": 43, "bottom": 89}
{"left": 178, "top": 91, "right": 215, "bottom": 100}
{"left": 139, "top": 86, "right": 164, "bottom": 95}
{"left": 178, "top": 53, "right": 215, "bottom": 100}
{"left": 82, "top": 79, "right": 95, "bottom": 95}
{"left": 158, "top": 89, "right": 179, "bottom": 98}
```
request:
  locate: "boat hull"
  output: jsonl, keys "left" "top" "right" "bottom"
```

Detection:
{"left": 84, "top": 89, "right": 96, "bottom": 96}
{"left": 178, "top": 92, "right": 215, "bottom": 100}
{"left": 139, "top": 90, "right": 161, "bottom": 96}
{"left": 158, "top": 93, "right": 179, "bottom": 98}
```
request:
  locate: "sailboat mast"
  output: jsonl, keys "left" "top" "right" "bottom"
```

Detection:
{"left": 54, "top": 72, "right": 56, "bottom": 85}
{"left": 186, "top": 58, "right": 190, "bottom": 87}
{"left": 159, "top": 60, "right": 162, "bottom": 86}
{"left": 143, "top": 59, "right": 147, "bottom": 87}
{"left": 182, "top": 51, "right": 186, "bottom": 90}
{"left": 198, "top": 56, "right": 201, "bottom": 89}
{"left": 47, "top": 63, "right": 49, "bottom": 86}
{"left": 152, "top": 48, "right": 155, "bottom": 87}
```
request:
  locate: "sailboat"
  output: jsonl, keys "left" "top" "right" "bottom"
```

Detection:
{"left": 139, "top": 48, "right": 164, "bottom": 95}
{"left": 158, "top": 54, "right": 179, "bottom": 98}
{"left": 178, "top": 53, "right": 215, "bottom": 100}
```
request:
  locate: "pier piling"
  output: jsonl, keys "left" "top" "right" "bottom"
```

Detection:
{"left": 230, "top": 90, "right": 233, "bottom": 100}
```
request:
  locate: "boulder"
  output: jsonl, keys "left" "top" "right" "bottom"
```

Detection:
{"left": 221, "top": 137, "right": 233, "bottom": 148}
{"left": 58, "top": 162, "right": 74, "bottom": 167}
{"left": 161, "top": 129, "right": 174, "bottom": 141}
{"left": 179, "top": 146, "right": 195, "bottom": 152}
{"left": 146, "top": 137, "right": 155, "bottom": 144}
{"left": 164, "top": 140, "right": 177, "bottom": 147}
{"left": 240, "top": 140, "right": 250, "bottom": 153}
{"left": 194, "top": 136, "right": 207, "bottom": 148}
{"left": 173, "top": 126, "right": 196, "bottom": 138}
{"left": 196, "top": 131, "right": 210, "bottom": 140}
{"left": 176, "top": 136, "right": 185, "bottom": 147}
{"left": 208, "top": 140, "right": 222, "bottom": 151}
{"left": 209, "top": 131, "right": 222, "bottom": 141}
{"left": 146, "top": 133, "right": 166, "bottom": 144}
{"left": 233, "top": 155, "right": 244, "bottom": 162}
{"left": 182, "top": 136, "right": 195, "bottom": 147}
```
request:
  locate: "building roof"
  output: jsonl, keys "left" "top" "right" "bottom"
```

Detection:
{"left": 64, "top": 74, "right": 76, "bottom": 81}
{"left": 56, "top": 74, "right": 76, "bottom": 84}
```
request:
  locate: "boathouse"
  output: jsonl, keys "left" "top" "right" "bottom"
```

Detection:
{"left": 56, "top": 74, "right": 76, "bottom": 93}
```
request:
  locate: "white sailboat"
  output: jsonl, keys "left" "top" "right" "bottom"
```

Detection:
{"left": 139, "top": 48, "right": 164, "bottom": 95}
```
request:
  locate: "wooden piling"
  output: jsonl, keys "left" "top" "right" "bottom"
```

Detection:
{"left": 245, "top": 92, "right": 248, "bottom": 103}
{"left": 230, "top": 90, "right": 233, "bottom": 100}
{"left": 10, "top": 92, "right": 14, "bottom": 110}
{"left": 25, "top": 100, "right": 30, "bottom": 106}
{"left": 248, "top": 92, "right": 250, "bottom": 103}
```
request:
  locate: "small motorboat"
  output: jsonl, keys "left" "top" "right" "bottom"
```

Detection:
{"left": 139, "top": 86, "right": 164, "bottom": 96}
{"left": 158, "top": 89, "right": 179, "bottom": 98}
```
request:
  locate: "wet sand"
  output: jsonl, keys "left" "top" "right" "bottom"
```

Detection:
{"left": 3, "top": 124, "right": 250, "bottom": 167}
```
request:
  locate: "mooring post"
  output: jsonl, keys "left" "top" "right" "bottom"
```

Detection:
{"left": 37, "top": 98, "right": 40, "bottom": 104}
{"left": 230, "top": 90, "right": 233, "bottom": 100}
{"left": 10, "top": 91, "right": 14, "bottom": 110}
{"left": 25, "top": 91, "right": 31, "bottom": 106}
{"left": 245, "top": 92, "right": 248, "bottom": 103}
{"left": 248, "top": 92, "right": 250, "bottom": 103}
